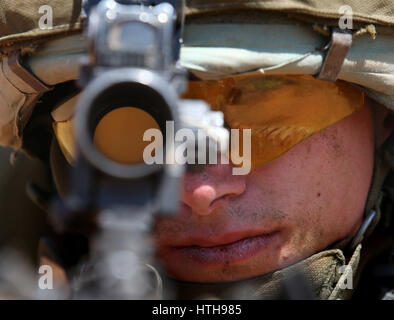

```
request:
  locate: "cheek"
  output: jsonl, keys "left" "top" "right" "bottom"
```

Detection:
{"left": 247, "top": 105, "right": 374, "bottom": 249}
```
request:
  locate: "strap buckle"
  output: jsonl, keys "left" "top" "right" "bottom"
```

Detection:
{"left": 316, "top": 28, "right": 352, "bottom": 82}
{"left": 6, "top": 51, "right": 50, "bottom": 93}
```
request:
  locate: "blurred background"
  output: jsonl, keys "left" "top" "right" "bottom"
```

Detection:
{"left": 0, "top": 147, "right": 50, "bottom": 261}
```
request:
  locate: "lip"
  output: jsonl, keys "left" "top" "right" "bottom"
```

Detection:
{"left": 160, "top": 231, "right": 280, "bottom": 267}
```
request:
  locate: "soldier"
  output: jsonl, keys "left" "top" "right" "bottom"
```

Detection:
{"left": 0, "top": 1, "right": 393, "bottom": 299}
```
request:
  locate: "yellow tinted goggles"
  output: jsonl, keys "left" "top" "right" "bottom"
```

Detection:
{"left": 53, "top": 74, "right": 364, "bottom": 168}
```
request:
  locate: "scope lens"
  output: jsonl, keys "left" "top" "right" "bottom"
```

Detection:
{"left": 93, "top": 106, "right": 160, "bottom": 164}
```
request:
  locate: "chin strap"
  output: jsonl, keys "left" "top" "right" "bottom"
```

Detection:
{"left": 348, "top": 198, "right": 381, "bottom": 253}
{"left": 347, "top": 132, "right": 394, "bottom": 252}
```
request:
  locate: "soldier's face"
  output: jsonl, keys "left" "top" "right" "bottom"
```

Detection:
{"left": 153, "top": 102, "right": 375, "bottom": 283}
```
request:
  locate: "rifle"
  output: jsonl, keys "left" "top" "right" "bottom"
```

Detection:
{"left": 49, "top": 0, "right": 228, "bottom": 299}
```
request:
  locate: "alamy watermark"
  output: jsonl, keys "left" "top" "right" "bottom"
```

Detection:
{"left": 38, "top": 265, "right": 53, "bottom": 290}
{"left": 338, "top": 264, "right": 353, "bottom": 290}
{"left": 338, "top": 5, "right": 353, "bottom": 30}
{"left": 38, "top": 5, "right": 53, "bottom": 30}
{"left": 36, "top": 263, "right": 353, "bottom": 292}
{"left": 142, "top": 121, "right": 252, "bottom": 175}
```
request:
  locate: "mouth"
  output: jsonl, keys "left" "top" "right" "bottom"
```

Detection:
{"left": 163, "top": 231, "right": 280, "bottom": 267}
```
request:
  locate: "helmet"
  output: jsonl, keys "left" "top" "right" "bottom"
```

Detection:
{"left": 1, "top": 1, "right": 393, "bottom": 144}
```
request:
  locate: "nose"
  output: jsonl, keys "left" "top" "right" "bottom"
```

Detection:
{"left": 182, "top": 164, "right": 246, "bottom": 216}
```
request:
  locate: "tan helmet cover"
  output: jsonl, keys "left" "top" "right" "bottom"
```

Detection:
{"left": 1, "top": 0, "right": 394, "bottom": 149}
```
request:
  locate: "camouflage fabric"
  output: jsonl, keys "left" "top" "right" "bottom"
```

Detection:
{"left": 0, "top": 0, "right": 82, "bottom": 55}
{"left": 185, "top": 0, "right": 394, "bottom": 26}
{"left": 1, "top": 0, "right": 394, "bottom": 53}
